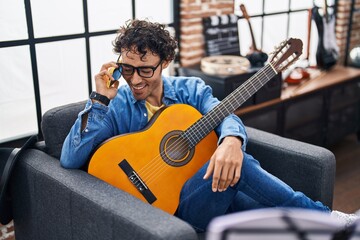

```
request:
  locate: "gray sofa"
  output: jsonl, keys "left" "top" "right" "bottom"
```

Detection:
{"left": 8, "top": 101, "right": 336, "bottom": 240}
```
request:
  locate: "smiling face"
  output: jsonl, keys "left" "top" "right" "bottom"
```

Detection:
{"left": 121, "top": 48, "right": 170, "bottom": 106}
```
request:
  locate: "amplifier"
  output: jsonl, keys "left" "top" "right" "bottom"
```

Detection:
{"left": 178, "top": 65, "right": 282, "bottom": 109}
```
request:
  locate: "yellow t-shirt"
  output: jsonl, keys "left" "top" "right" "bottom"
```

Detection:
{"left": 145, "top": 101, "right": 164, "bottom": 121}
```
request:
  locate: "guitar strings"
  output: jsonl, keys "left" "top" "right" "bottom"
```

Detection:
{"left": 140, "top": 65, "right": 277, "bottom": 186}
{"left": 142, "top": 65, "right": 278, "bottom": 187}
{"left": 137, "top": 64, "right": 277, "bottom": 185}
{"left": 141, "top": 69, "right": 277, "bottom": 186}
{"left": 185, "top": 65, "right": 270, "bottom": 145}
{"left": 177, "top": 64, "right": 277, "bottom": 149}
{"left": 135, "top": 43, "right": 296, "bottom": 185}
{"left": 137, "top": 63, "right": 278, "bottom": 186}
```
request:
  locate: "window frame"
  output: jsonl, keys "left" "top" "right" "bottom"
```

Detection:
{"left": 0, "top": 0, "right": 180, "bottom": 144}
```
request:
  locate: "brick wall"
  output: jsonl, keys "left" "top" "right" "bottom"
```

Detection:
{"left": 179, "top": 0, "right": 235, "bottom": 66}
{"left": 0, "top": 222, "right": 15, "bottom": 240}
{"left": 179, "top": 0, "right": 360, "bottom": 67}
{"left": 336, "top": 0, "right": 360, "bottom": 65}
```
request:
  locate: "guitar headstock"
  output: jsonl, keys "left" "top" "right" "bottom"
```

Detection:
{"left": 269, "top": 38, "right": 303, "bottom": 73}
{"left": 240, "top": 4, "right": 250, "bottom": 20}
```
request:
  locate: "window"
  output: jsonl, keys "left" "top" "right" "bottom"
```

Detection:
{"left": 0, "top": 0, "right": 176, "bottom": 143}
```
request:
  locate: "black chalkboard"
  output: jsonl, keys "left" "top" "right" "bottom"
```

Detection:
{"left": 203, "top": 14, "right": 240, "bottom": 56}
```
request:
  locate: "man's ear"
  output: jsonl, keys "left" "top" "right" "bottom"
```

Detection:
{"left": 161, "top": 60, "right": 171, "bottom": 69}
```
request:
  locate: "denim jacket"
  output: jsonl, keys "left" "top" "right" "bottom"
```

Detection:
{"left": 60, "top": 76, "right": 248, "bottom": 169}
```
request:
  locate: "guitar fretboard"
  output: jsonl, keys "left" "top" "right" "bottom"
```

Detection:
{"left": 183, "top": 63, "right": 277, "bottom": 148}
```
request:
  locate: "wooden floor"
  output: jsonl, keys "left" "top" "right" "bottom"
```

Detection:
{"left": 329, "top": 133, "right": 360, "bottom": 214}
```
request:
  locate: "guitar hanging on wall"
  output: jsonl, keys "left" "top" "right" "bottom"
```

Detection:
{"left": 240, "top": 4, "right": 268, "bottom": 68}
{"left": 312, "top": 0, "right": 339, "bottom": 70}
{"left": 87, "top": 38, "right": 303, "bottom": 215}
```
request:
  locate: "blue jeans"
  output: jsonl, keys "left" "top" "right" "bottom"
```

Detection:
{"left": 176, "top": 152, "right": 330, "bottom": 232}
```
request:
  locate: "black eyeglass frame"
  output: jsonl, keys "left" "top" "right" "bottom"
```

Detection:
{"left": 116, "top": 56, "right": 163, "bottom": 78}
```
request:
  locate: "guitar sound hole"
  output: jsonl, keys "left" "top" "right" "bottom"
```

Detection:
{"left": 160, "top": 130, "right": 194, "bottom": 167}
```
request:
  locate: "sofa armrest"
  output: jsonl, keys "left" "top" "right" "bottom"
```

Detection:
{"left": 33, "top": 140, "right": 46, "bottom": 152}
{"left": 245, "top": 127, "right": 335, "bottom": 209}
{"left": 11, "top": 149, "right": 197, "bottom": 240}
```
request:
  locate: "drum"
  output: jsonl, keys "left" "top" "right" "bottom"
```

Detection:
{"left": 201, "top": 55, "right": 250, "bottom": 75}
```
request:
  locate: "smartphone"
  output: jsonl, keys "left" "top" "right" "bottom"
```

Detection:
{"left": 112, "top": 65, "right": 122, "bottom": 80}
{"left": 107, "top": 65, "right": 122, "bottom": 88}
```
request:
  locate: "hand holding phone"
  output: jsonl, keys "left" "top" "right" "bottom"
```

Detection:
{"left": 106, "top": 65, "right": 122, "bottom": 88}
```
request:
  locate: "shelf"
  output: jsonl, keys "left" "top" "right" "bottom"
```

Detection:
{"left": 237, "top": 66, "right": 360, "bottom": 146}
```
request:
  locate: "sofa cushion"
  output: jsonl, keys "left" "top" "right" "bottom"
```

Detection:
{"left": 41, "top": 101, "right": 86, "bottom": 159}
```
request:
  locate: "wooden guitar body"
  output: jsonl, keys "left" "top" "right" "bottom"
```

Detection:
{"left": 88, "top": 104, "right": 218, "bottom": 214}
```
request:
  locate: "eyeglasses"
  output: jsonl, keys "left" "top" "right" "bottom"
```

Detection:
{"left": 116, "top": 57, "right": 163, "bottom": 78}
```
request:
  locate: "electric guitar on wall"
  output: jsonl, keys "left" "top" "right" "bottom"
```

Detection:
{"left": 87, "top": 38, "right": 303, "bottom": 214}
{"left": 312, "top": 0, "right": 339, "bottom": 70}
{"left": 240, "top": 4, "right": 268, "bottom": 68}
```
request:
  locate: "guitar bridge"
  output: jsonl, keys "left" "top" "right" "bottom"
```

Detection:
{"left": 118, "top": 159, "right": 157, "bottom": 204}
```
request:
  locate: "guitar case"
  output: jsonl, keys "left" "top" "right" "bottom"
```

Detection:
{"left": 312, "top": 6, "right": 339, "bottom": 70}
{"left": 0, "top": 135, "right": 37, "bottom": 225}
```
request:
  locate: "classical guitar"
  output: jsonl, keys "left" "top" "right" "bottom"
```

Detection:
{"left": 240, "top": 4, "right": 268, "bottom": 68}
{"left": 88, "top": 38, "right": 303, "bottom": 214}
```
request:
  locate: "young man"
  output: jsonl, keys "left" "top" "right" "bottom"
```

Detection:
{"left": 60, "top": 19, "right": 358, "bottom": 232}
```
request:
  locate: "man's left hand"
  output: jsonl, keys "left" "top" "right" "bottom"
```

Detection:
{"left": 203, "top": 136, "right": 243, "bottom": 192}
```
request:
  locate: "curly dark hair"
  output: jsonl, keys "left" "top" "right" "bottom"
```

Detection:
{"left": 113, "top": 19, "right": 178, "bottom": 62}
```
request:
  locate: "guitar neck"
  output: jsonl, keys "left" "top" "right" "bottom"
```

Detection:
{"left": 184, "top": 63, "right": 277, "bottom": 147}
{"left": 323, "top": 0, "right": 329, "bottom": 22}
{"left": 240, "top": 4, "right": 258, "bottom": 51}
{"left": 247, "top": 21, "right": 258, "bottom": 51}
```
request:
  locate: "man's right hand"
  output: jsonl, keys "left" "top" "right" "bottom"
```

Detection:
{"left": 94, "top": 62, "right": 120, "bottom": 100}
